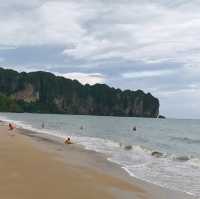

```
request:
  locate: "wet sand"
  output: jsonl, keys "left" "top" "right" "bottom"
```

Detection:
{"left": 0, "top": 123, "right": 196, "bottom": 199}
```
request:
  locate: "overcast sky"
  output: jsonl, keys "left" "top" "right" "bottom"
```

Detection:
{"left": 0, "top": 0, "right": 200, "bottom": 118}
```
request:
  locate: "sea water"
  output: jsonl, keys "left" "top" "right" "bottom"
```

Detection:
{"left": 0, "top": 113, "right": 199, "bottom": 197}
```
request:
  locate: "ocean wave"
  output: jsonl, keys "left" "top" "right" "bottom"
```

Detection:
{"left": 187, "top": 158, "right": 200, "bottom": 168}
{"left": 119, "top": 143, "right": 200, "bottom": 166}
{"left": 119, "top": 143, "right": 166, "bottom": 158}
{"left": 172, "top": 155, "right": 191, "bottom": 162}
{"left": 171, "top": 136, "right": 200, "bottom": 144}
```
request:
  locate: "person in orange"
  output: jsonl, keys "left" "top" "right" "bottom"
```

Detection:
{"left": 64, "top": 137, "right": 73, "bottom": 144}
{"left": 8, "top": 123, "right": 14, "bottom": 130}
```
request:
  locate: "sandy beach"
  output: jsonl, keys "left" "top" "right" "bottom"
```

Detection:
{"left": 0, "top": 122, "right": 196, "bottom": 199}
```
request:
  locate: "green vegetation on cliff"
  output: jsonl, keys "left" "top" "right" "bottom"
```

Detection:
{"left": 0, "top": 67, "right": 159, "bottom": 117}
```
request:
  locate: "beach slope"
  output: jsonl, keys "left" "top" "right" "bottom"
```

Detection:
{"left": 0, "top": 125, "right": 145, "bottom": 199}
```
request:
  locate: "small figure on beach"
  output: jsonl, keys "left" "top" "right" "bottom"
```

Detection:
{"left": 80, "top": 125, "right": 83, "bottom": 130}
{"left": 64, "top": 137, "right": 73, "bottom": 144}
{"left": 8, "top": 123, "right": 15, "bottom": 131}
{"left": 132, "top": 126, "right": 136, "bottom": 131}
{"left": 41, "top": 122, "right": 45, "bottom": 128}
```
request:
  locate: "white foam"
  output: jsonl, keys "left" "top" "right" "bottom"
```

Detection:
{"left": 188, "top": 158, "right": 200, "bottom": 168}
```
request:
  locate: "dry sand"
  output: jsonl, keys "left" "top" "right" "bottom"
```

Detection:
{"left": 0, "top": 123, "right": 196, "bottom": 199}
{"left": 0, "top": 124, "right": 146, "bottom": 199}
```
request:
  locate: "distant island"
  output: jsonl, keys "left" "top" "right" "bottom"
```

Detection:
{"left": 0, "top": 67, "right": 159, "bottom": 118}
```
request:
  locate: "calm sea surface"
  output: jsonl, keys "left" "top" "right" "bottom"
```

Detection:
{"left": 0, "top": 113, "right": 199, "bottom": 197}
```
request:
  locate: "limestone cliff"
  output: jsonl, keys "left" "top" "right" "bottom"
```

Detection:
{"left": 0, "top": 67, "right": 159, "bottom": 117}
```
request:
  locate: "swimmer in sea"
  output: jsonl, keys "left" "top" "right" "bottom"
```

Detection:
{"left": 64, "top": 137, "right": 73, "bottom": 144}
{"left": 132, "top": 126, "right": 136, "bottom": 131}
{"left": 41, "top": 122, "right": 45, "bottom": 128}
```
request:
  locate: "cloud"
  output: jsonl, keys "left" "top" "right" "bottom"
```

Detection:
{"left": 61, "top": 0, "right": 200, "bottom": 69}
{"left": 58, "top": 72, "right": 105, "bottom": 85}
{"left": 0, "top": 1, "right": 86, "bottom": 46}
{"left": 122, "top": 69, "right": 174, "bottom": 79}
{"left": 1, "top": 0, "right": 200, "bottom": 68}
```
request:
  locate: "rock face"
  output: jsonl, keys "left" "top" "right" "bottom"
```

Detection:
{"left": 12, "top": 84, "right": 39, "bottom": 102}
{"left": 0, "top": 67, "right": 159, "bottom": 117}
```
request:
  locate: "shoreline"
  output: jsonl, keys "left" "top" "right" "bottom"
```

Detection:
{"left": 0, "top": 124, "right": 144, "bottom": 199}
{"left": 14, "top": 124, "right": 196, "bottom": 199}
